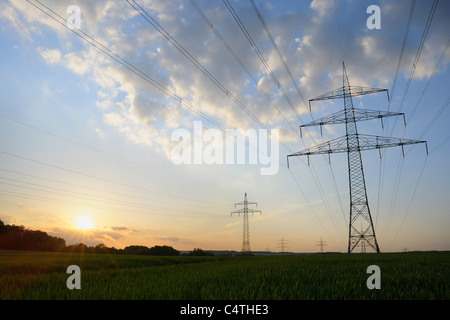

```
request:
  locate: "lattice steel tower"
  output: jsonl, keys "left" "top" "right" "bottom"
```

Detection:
{"left": 277, "top": 236, "right": 288, "bottom": 255}
{"left": 287, "top": 62, "right": 427, "bottom": 253}
{"left": 316, "top": 237, "right": 327, "bottom": 253}
{"left": 231, "top": 192, "right": 262, "bottom": 254}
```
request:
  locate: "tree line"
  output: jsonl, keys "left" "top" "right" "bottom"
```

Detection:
{"left": 0, "top": 219, "right": 212, "bottom": 256}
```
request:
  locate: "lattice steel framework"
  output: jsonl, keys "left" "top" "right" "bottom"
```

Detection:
{"left": 231, "top": 192, "right": 262, "bottom": 254}
{"left": 288, "top": 63, "right": 427, "bottom": 253}
{"left": 316, "top": 237, "right": 327, "bottom": 253}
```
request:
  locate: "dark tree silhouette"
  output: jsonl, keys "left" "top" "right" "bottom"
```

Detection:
{"left": 148, "top": 245, "right": 180, "bottom": 256}
{"left": 188, "top": 248, "right": 214, "bottom": 256}
{"left": 0, "top": 219, "right": 182, "bottom": 256}
{"left": 0, "top": 219, "right": 66, "bottom": 251}
{"left": 123, "top": 245, "right": 151, "bottom": 255}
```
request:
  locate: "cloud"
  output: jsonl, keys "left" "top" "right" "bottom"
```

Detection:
{"left": 37, "top": 47, "right": 61, "bottom": 64}
{"left": 156, "top": 236, "right": 179, "bottom": 243}
{"left": 45, "top": 224, "right": 134, "bottom": 247}
{"left": 310, "top": 0, "right": 333, "bottom": 18}
{"left": 110, "top": 226, "right": 128, "bottom": 231}
{"left": 0, "top": 215, "right": 17, "bottom": 225}
{"left": 64, "top": 51, "right": 91, "bottom": 75}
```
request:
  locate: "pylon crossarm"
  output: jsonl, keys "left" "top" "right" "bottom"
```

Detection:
{"left": 300, "top": 108, "right": 405, "bottom": 129}
{"left": 234, "top": 201, "right": 257, "bottom": 207}
{"left": 231, "top": 209, "right": 245, "bottom": 216}
{"left": 309, "top": 86, "right": 388, "bottom": 102}
{"left": 288, "top": 134, "right": 427, "bottom": 158}
{"left": 288, "top": 136, "right": 346, "bottom": 157}
{"left": 248, "top": 209, "right": 262, "bottom": 215}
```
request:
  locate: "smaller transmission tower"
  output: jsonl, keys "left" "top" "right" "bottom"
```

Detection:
{"left": 316, "top": 237, "right": 327, "bottom": 253}
{"left": 231, "top": 193, "right": 261, "bottom": 254}
{"left": 277, "top": 237, "right": 288, "bottom": 255}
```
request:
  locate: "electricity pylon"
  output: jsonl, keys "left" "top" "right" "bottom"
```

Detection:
{"left": 287, "top": 62, "right": 428, "bottom": 253}
{"left": 277, "top": 236, "right": 288, "bottom": 254}
{"left": 231, "top": 192, "right": 261, "bottom": 254}
{"left": 316, "top": 237, "right": 327, "bottom": 253}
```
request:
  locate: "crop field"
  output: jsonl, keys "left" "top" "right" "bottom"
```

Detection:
{"left": 0, "top": 250, "right": 449, "bottom": 300}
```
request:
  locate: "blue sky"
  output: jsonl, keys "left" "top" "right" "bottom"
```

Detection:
{"left": 0, "top": 0, "right": 449, "bottom": 252}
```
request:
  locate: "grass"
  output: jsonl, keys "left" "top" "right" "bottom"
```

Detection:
{"left": 0, "top": 250, "right": 449, "bottom": 300}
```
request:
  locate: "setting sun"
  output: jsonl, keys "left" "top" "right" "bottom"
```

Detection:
{"left": 75, "top": 216, "right": 94, "bottom": 230}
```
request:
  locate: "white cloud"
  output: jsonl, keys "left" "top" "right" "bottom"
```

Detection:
{"left": 37, "top": 47, "right": 61, "bottom": 64}
{"left": 104, "top": 112, "right": 127, "bottom": 129}
{"left": 310, "top": 0, "right": 333, "bottom": 17}
{"left": 3, "top": 0, "right": 449, "bottom": 161}
{"left": 64, "top": 51, "right": 91, "bottom": 75}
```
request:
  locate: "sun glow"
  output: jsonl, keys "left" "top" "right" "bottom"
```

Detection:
{"left": 75, "top": 216, "right": 94, "bottom": 230}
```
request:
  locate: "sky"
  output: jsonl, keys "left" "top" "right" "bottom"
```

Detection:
{"left": 0, "top": 0, "right": 449, "bottom": 253}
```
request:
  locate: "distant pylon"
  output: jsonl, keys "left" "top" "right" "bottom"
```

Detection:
{"left": 231, "top": 192, "right": 261, "bottom": 254}
{"left": 316, "top": 237, "right": 327, "bottom": 253}
{"left": 277, "top": 237, "right": 288, "bottom": 255}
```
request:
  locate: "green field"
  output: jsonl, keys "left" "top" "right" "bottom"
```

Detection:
{"left": 0, "top": 250, "right": 448, "bottom": 300}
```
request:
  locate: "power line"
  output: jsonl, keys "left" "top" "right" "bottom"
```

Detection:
{"left": 251, "top": 0, "right": 347, "bottom": 190}
{"left": 126, "top": 0, "right": 286, "bottom": 151}
{"left": 25, "top": 0, "right": 291, "bottom": 202}
{"left": 222, "top": 0, "right": 305, "bottom": 126}
{"left": 249, "top": 0, "right": 309, "bottom": 111}
{"left": 401, "top": 94, "right": 450, "bottom": 156}
{"left": 387, "top": 156, "right": 428, "bottom": 249}
{"left": 408, "top": 37, "right": 450, "bottom": 121}
{"left": 188, "top": 0, "right": 299, "bottom": 136}
{"left": 429, "top": 134, "right": 450, "bottom": 154}
{"left": 24, "top": 0, "right": 335, "bottom": 247}
{"left": 307, "top": 160, "right": 345, "bottom": 239}
{"left": 0, "top": 189, "right": 223, "bottom": 218}
{"left": 375, "top": 0, "right": 415, "bottom": 236}
{"left": 287, "top": 168, "right": 341, "bottom": 248}
{"left": 378, "top": 1, "right": 437, "bottom": 238}
{"left": 333, "top": 0, "right": 345, "bottom": 62}
{"left": 0, "top": 149, "right": 222, "bottom": 205}
{"left": 389, "top": 0, "right": 439, "bottom": 136}
{"left": 381, "top": 151, "right": 406, "bottom": 241}
{"left": 0, "top": 175, "right": 227, "bottom": 212}
{"left": 418, "top": 95, "right": 450, "bottom": 139}
{"left": 251, "top": 0, "right": 353, "bottom": 220}
{"left": 0, "top": 167, "right": 228, "bottom": 209}
{"left": 23, "top": 0, "right": 438, "bottom": 254}
{"left": 26, "top": 0, "right": 227, "bottom": 134}
{"left": 389, "top": 0, "right": 416, "bottom": 104}
{"left": 0, "top": 112, "right": 234, "bottom": 194}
